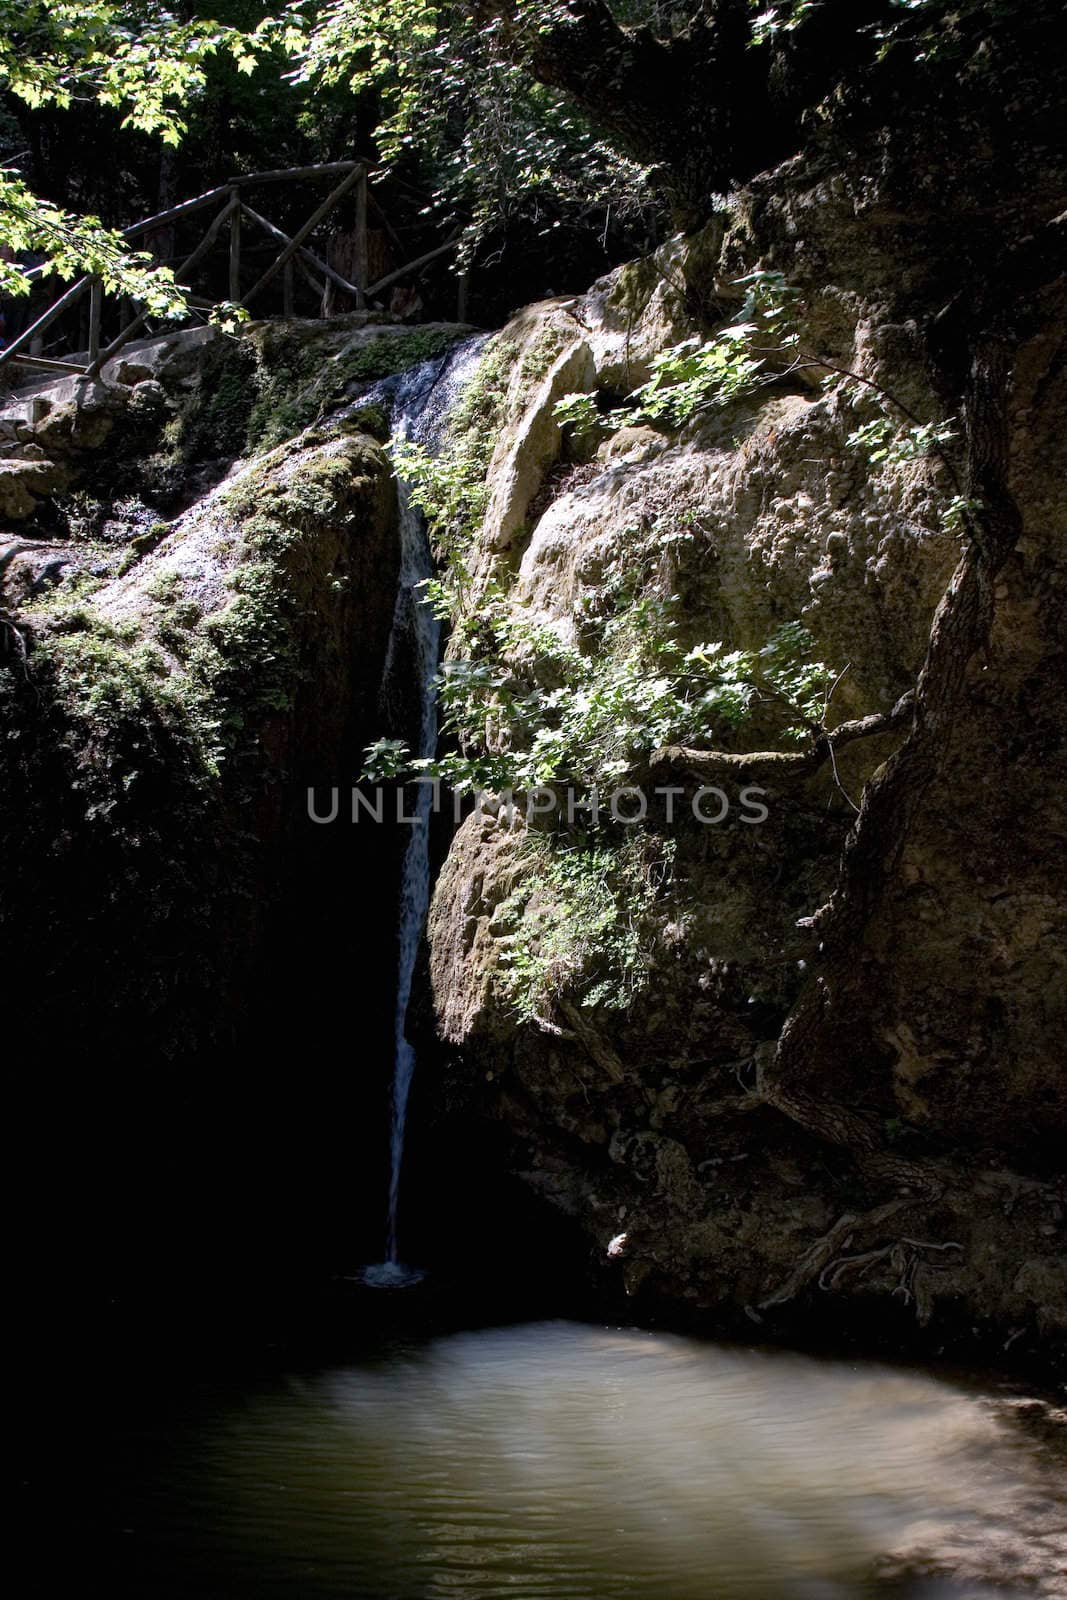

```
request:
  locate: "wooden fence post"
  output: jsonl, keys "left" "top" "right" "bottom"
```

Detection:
{"left": 229, "top": 188, "right": 241, "bottom": 302}
{"left": 1, "top": 164, "right": 437, "bottom": 379}
{"left": 354, "top": 168, "right": 368, "bottom": 308}
{"left": 87, "top": 278, "right": 103, "bottom": 367}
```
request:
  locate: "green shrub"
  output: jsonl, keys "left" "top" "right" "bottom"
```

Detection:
{"left": 367, "top": 557, "right": 835, "bottom": 796}
{"left": 554, "top": 270, "right": 799, "bottom": 439}
{"left": 495, "top": 832, "right": 675, "bottom": 1023}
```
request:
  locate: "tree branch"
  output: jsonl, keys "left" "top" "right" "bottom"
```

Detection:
{"left": 650, "top": 692, "right": 914, "bottom": 784}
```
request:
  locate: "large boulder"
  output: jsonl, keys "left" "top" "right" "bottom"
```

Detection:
{"left": 1, "top": 421, "right": 399, "bottom": 1060}
{"left": 424, "top": 175, "right": 1067, "bottom": 1364}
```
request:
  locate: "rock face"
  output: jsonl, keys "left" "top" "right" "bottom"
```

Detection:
{"left": 424, "top": 153, "right": 1066, "bottom": 1361}
{"left": 2, "top": 416, "right": 398, "bottom": 1060}
{"left": 1, "top": 117, "right": 1062, "bottom": 1362}
{"left": 2, "top": 315, "right": 487, "bottom": 1304}
{"left": 482, "top": 335, "right": 596, "bottom": 552}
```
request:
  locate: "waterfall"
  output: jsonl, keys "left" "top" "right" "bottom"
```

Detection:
{"left": 361, "top": 334, "right": 487, "bottom": 1289}
{"left": 375, "top": 472, "right": 438, "bottom": 1283}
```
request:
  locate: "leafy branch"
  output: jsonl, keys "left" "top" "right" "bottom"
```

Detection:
{"left": 1, "top": 2, "right": 265, "bottom": 144}
{"left": 555, "top": 268, "right": 978, "bottom": 542}
{"left": 0, "top": 170, "right": 185, "bottom": 311}
{"left": 0, "top": 2, "right": 270, "bottom": 301}
{"left": 366, "top": 548, "right": 839, "bottom": 795}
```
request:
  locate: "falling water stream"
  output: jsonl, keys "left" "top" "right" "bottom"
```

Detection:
{"left": 360, "top": 337, "right": 488, "bottom": 1287}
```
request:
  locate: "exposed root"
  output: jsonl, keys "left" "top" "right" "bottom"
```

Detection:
{"left": 747, "top": 287, "right": 1058, "bottom": 1305}
{"left": 819, "top": 1236, "right": 964, "bottom": 1323}
{"left": 753, "top": 1042, "right": 949, "bottom": 1201}
{"left": 760, "top": 1197, "right": 913, "bottom": 1309}
{"left": 559, "top": 999, "right": 625, "bottom": 1083}
{"left": 760, "top": 1181, "right": 970, "bottom": 1322}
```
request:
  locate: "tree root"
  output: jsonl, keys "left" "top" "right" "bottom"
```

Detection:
{"left": 760, "top": 1194, "right": 967, "bottom": 1321}
{"left": 752, "top": 1042, "right": 949, "bottom": 1200}
{"left": 819, "top": 1236, "right": 963, "bottom": 1323}
{"left": 760, "top": 1197, "right": 914, "bottom": 1310}
{"left": 559, "top": 999, "right": 626, "bottom": 1083}
{"left": 745, "top": 299, "right": 1055, "bottom": 1341}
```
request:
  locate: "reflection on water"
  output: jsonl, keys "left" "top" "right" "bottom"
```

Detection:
{"left": 102, "top": 1322, "right": 1066, "bottom": 1599}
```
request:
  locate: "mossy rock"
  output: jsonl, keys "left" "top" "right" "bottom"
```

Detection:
{"left": 1, "top": 423, "right": 399, "bottom": 1064}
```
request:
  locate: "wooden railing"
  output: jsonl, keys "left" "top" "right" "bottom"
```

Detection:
{"left": 0, "top": 162, "right": 458, "bottom": 382}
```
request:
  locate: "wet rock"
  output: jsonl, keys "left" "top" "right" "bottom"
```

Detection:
{"left": 2, "top": 410, "right": 400, "bottom": 1068}
{"left": 483, "top": 337, "right": 595, "bottom": 552}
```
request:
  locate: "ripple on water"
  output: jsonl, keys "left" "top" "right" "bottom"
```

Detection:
{"left": 104, "top": 1321, "right": 1067, "bottom": 1600}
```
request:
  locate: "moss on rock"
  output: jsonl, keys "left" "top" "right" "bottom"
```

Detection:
{"left": 1, "top": 421, "right": 399, "bottom": 1062}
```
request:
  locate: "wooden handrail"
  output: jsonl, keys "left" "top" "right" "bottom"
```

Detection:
{"left": 21, "top": 163, "right": 370, "bottom": 276}
{"left": 228, "top": 161, "right": 365, "bottom": 188}
{"left": 239, "top": 202, "right": 363, "bottom": 302}
{"left": 87, "top": 194, "right": 241, "bottom": 376}
{"left": 120, "top": 165, "right": 367, "bottom": 242}
{"left": 0, "top": 276, "right": 90, "bottom": 366}
{"left": 120, "top": 185, "right": 232, "bottom": 242}
{"left": 240, "top": 164, "right": 366, "bottom": 309}
{"left": 2, "top": 160, "right": 451, "bottom": 385}
{"left": 1, "top": 354, "right": 91, "bottom": 375}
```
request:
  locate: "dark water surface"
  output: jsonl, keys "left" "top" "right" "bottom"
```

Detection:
{"left": 91, "top": 1321, "right": 1065, "bottom": 1600}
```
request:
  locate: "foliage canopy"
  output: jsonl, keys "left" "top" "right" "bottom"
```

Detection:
{"left": 0, "top": 1, "right": 267, "bottom": 304}
{"left": 2, "top": 0, "right": 999, "bottom": 320}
